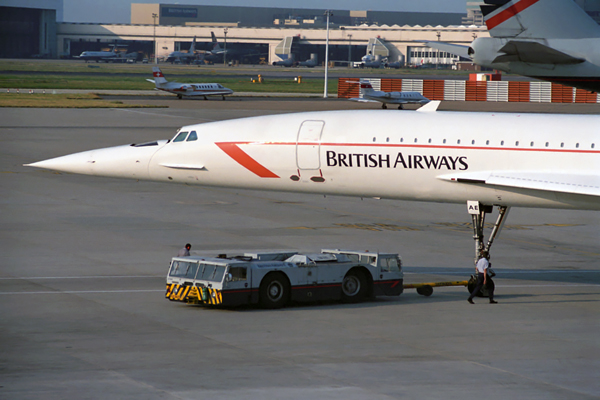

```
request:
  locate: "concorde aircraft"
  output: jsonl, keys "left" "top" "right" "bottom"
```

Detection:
{"left": 146, "top": 67, "right": 233, "bottom": 99}
{"left": 25, "top": 103, "right": 600, "bottom": 262}
{"left": 349, "top": 80, "right": 430, "bottom": 109}
{"left": 426, "top": 0, "right": 600, "bottom": 92}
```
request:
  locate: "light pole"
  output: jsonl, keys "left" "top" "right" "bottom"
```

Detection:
{"left": 323, "top": 10, "right": 333, "bottom": 99}
{"left": 436, "top": 31, "right": 441, "bottom": 69}
{"left": 223, "top": 28, "right": 228, "bottom": 66}
{"left": 347, "top": 33, "right": 352, "bottom": 68}
{"left": 152, "top": 13, "right": 158, "bottom": 64}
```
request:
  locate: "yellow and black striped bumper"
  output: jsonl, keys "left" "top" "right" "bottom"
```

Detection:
{"left": 165, "top": 284, "right": 223, "bottom": 305}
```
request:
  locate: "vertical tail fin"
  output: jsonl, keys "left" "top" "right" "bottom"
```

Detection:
{"left": 211, "top": 32, "right": 222, "bottom": 52}
{"left": 189, "top": 36, "right": 196, "bottom": 53}
{"left": 481, "top": 0, "right": 600, "bottom": 39}
{"left": 151, "top": 67, "right": 168, "bottom": 87}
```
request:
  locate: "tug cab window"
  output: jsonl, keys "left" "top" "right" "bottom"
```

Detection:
{"left": 173, "top": 131, "right": 189, "bottom": 142}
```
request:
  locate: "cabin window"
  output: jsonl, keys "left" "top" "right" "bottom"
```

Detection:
{"left": 414, "top": 138, "right": 418, "bottom": 143}
{"left": 530, "top": 142, "right": 534, "bottom": 147}
{"left": 457, "top": 139, "right": 461, "bottom": 144}
{"left": 471, "top": 140, "right": 475, "bottom": 145}
{"left": 173, "top": 131, "right": 189, "bottom": 142}
{"left": 386, "top": 137, "right": 390, "bottom": 142}
{"left": 428, "top": 138, "right": 432, "bottom": 144}
{"left": 592, "top": 143, "right": 595, "bottom": 149}
{"left": 400, "top": 138, "right": 404, "bottom": 143}
{"left": 515, "top": 141, "right": 519, "bottom": 146}
{"left": 187, "top": 131, "right": 198, "bottom": 141}
{"left": 485, "top": 140, "right": 489, "bottom": 145}
{"left": 545, "top": 142, "right": 549, "bottom": 147}
{"left": 443, "top": 139, "right": 446, "bottom": 144}
{"left": 576, "top": 143, "right": 580, "bottom": 148}
{"left": 561, "top": 142, "right": 565, "bottom": 148}
{"left": 373, "top": 137, "right": 376, "bottom": 142}
{"left": 500, "top": 140, "right": 504, "bottom": 146}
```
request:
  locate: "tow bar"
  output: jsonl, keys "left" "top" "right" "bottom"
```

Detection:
{"left": 403, "top": 280, "right": 469, "bottom": 297}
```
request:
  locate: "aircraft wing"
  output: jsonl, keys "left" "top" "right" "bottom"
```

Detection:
{"left": 424, "top": 41, "right": 472, "bottom": 60}
{"left": 438, "top": 171, "right": 600, "bottom": 197}
{"left": 349, "top": 98, "right": 379, "bottom": 103}
{"left": 493, "top": 41, "right": 586, "bottom": 65}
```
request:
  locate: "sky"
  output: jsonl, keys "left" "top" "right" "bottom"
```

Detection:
{"left": 61, "top": 0, "right": 468, "bottom": 24}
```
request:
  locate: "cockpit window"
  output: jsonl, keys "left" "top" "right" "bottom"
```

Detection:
{"left": 187, "top": 131, "right": 198, "bottom": 141}
{"left": 173, "top": 131, "right": 188, "bottom": 142}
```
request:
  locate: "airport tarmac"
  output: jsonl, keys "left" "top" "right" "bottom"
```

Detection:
{"left": 1, "top": 98, "right": 599, "bottom": 399}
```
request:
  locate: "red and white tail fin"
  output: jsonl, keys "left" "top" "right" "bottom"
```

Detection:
{"left": 480, "top": 0, "right": 600, "bottom": 39}
{"left": 151, "top": 67, "right": 168, "bottom": 87}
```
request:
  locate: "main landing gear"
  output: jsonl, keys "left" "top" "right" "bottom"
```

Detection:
{"left": 381, "top": 103, "right": 387, "bottom": 109}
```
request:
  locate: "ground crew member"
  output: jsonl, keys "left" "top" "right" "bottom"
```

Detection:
{"left": 177, "top": 243, "right": 191, "bottom": 257}
{"left": 468, "top": 250, "right": 497, "bottom": 304}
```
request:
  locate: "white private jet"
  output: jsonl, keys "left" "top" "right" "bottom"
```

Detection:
{"left": 349, "top": 81, "right": 430, "bottom": 109}
{"left": 426, "top": 0, "right": 600, "bottom": 92}
{"left": 146, "top": 67, "right": 233, "bottom": 100}
{"left": 25, "top": 104, "right": 600, "bottom": 262}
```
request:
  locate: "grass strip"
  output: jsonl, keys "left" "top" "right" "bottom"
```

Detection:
{"left": 0, "top": 74, "right": 336, "bottom": 93}
{"left": 0, "top": 92, "right": 165, "bottom": 108}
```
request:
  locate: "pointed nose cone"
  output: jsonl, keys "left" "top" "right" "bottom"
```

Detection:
{"left": 25, "top": 142, "right": 166, "bottom": 180}
{"left": 26, "top": 150, "right": 97, "bottom": 175}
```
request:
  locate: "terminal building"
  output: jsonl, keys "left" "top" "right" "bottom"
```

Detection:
{"left": 2, "top": 1, "right": 600, "bottom": 67}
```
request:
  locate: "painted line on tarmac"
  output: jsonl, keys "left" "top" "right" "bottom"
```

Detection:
{"left": 404, "top": 270, "right": 600, "bottom": 275}
{"left": 0, "top": 290, "right": 164, "bottom": 295}
{"left": 113, "top": 108, "right": 217, "bottom": 121}
{"left": 0, "top": 275, "right": 160, "bottom": 280}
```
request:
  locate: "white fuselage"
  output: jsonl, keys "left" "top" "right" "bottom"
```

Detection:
{"left": 28, "top": 110, "right": 600, "bottom": 211}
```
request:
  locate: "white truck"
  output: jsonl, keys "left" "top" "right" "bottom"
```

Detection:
{"left": 166, "top": 249, "right": 403, "bottom": 308}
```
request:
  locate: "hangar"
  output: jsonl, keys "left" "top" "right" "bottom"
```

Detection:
{"left": 53, "top": 4, "right": 489, "bottom": 67}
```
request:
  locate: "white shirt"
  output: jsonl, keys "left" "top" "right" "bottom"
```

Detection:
{"left": 476, "top": 257, "right": 489, "bottom": 274}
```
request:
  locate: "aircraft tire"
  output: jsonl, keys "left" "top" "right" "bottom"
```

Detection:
{"left": 341, "top": 270, "right": 367, "bottom": 303}
{"left": 259, "top": 272, "right": 290, "bottom": 309}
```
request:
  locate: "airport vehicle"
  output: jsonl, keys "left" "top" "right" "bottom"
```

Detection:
{"left": 426, "top": 0, "right": 600, "bottom": 92}
{"left": 349, "top": 80, "right": 430, "bottom": 109}
{"left": 146, "top": 67, "right": 233, "bottom": 99}
{"left": 166, "top": 36, "right": 200, "bottom": 64}
{"left": 26, "top": 106, "right": 600, "bottom": 263}
{"left": 165, "top": 249, "right": 403, "bottom": 308}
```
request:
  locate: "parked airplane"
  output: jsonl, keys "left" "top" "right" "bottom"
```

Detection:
{"left": 166, "top": 36, "right": 200, "bottom": 64}
{"left": 354, "top": 52, "right": 384, "bottom": 68}
{"left": 273, "top": 55, "right": 294, "bottom": 67}
{"left": 146, "top": 67, "right": 233, "bottom": 99}
{"left": 349, "top": 81, "right": 430, "bottom": 109}
{"left": 77, "top": 46, "right": 137, "bottom": 63}
{"left": 426, "top": 0, "right": 600, "bottom": 92}
{"left": 204, "top": 32, "right": 265, "bottom": 64}
{"left": 25, "top": 105, "right": 600, "bottom": 262}
{"left": 298, "top": 56, "right": 317, "bottom": 68}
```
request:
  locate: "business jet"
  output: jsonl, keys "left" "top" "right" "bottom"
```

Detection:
{"left": 25, "top": 104, "right": 600, "bottom": 263}
{"left": 349, "top": 81, "right": 430, "bottom": 109}
{"left": 146, "top": 67, "right": 233, "bottom": 100}
{"left": 426, "top": 0, "right": 600, "bottom": 92}
{"left": 77, "top": 46, "right": 136, "bottom": 63}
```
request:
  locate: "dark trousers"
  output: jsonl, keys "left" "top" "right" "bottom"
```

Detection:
{"left": 469, "top": 272, "right": 494, "bottom": 301}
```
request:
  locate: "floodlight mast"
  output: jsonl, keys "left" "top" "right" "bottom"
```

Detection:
{"left": 323, "top": 10, "right": 333, "bottom": 99}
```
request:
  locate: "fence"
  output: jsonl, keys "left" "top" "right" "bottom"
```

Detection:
{"left": 337, "top": 78, "right": 600, "bottom": 103}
